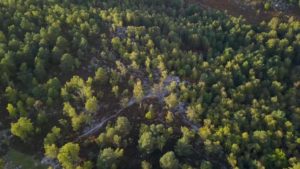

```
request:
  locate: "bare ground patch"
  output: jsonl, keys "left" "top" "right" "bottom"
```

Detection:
{"left": 189, "top": 0, "right": 300, "bottom": 24}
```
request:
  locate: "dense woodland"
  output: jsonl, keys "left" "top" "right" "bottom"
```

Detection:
{"left": 0, "top": 0, "right": 299, "bottom": 169}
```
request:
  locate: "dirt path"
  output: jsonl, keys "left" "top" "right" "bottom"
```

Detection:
{"left": 77, "top": 75, "right": 201, "bottom": 140}
{"left": 190, "top": 0, "right": 300, "bottom": 24}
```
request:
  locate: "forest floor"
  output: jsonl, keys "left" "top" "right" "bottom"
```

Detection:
{"left": 190, "top": 0, "right": 300, "bottom": 24}
{"left": 3, "top": 149, "right": 47, "bottom": 169}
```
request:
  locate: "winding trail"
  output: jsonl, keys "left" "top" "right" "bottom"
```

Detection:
{"left": 78, "top": 96, "right": 148, "bottom": 139}
{"left": 77, "top": 76, "right": 200, "bottom": 140}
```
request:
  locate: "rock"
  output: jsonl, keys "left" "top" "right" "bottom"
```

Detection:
{"left": 41, "top": 157, "right": 60, "bottom": 169}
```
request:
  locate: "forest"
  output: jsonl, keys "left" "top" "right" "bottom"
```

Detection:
{"left": 0, "top": 0, "right": 299, "bottom": 169}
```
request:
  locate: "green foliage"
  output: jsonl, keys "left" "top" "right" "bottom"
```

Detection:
{"left": 63, "top": 102, "right": 77, "bottom": 118}
{"left": 6, "top": 103, "right": 17, "bottom": 117}
{"left": 145, "top": 105, "right": 155, "bottom": 120}
{"left": 5, "top": 86, "right": 17, "bottom": 103}
{"left": 159, "top": 151, "right": 180, "bottom": 169}
{"left": 97, "top": 116, "right": 131, "bottom": 146}
{"left": 253, "top": 130, "right": 269, "bottom": 144}
{"left": 165, "top": 111, "right": 174, "bottom": 123}
{"left": 94, "top": 67, "right": 108, "bottom": 85}
{"left": 11, "top": 117, "right": 34, "bottom": 141}
{"left": 138, "top": 124, "right": 173, "bottom": 154}
{"left": 44, "top": 126, "right": 61, "bottom": 145}
{"left": 186, "top": 104, "right": 203, "bottom": 122}
{"left": 141, "top": 161, "right": 152, "bottom": 169}
{"left": 133, "top": 79, "right": 144, "bottom": 102}
{"left": 264, "top": 2, "right": 271, "bottom": 10}
{"left": 165, "top": 93, "right": 178, "bottom": 109}
{"left": 61, "top": 76, "right": 98, "bottom": 130}
{"left": 0, "top": 159, "right": 4, "bottom": 169}
{"left": 61, "top": 76, "right": 93, "bottom": 102}
{"left": 175, "top": 127, "right": 195, "bottom": 156}
{"left": 200, "top": 160, "right": 212, "bottom": 169}
{"left": 114, "top": 116, "right": 131, "bottom": 136}
{"left": 85, "top": 96, "right": 98, "bottom": 113}
{"left": 57, "top": 143, "right": 80, "bottom": 169}
{"left": 60, "top": 53, "right": 75, "bottom": 73}
{"left": 97, "top": 148, "right": 124, "bottom": 169}
{"left": 138, "top": 131, "right": 155, "bottom": 154}
{"left": 0, "top": 31, "right": 6, "bottom": 43}
{"left": 44, "top": 144, "right": 58, "bottom": 159}
{"left": 264, "top": 149, "right": 288, "bottom": 168}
